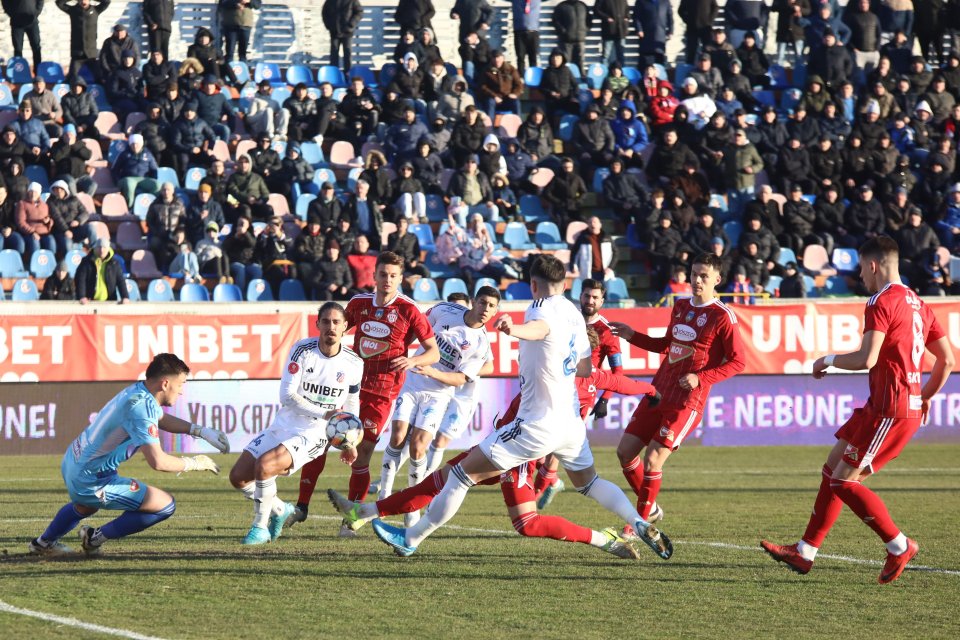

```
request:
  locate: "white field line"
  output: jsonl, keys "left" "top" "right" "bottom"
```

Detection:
{"left": 0, "top": 599, "right": 170, "bottom": 640}
{"left": 305, "top": 514, "right": 960, "bottom": 577}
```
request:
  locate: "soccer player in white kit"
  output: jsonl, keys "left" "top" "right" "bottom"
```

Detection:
{"left": 229, "top": 302, "right": 363, "bottom": 545}
{"left": 378, "top": 288, "right": 499, "bottom": 522}
{"left": 372, "top": 255, "right": 671, "bottom": 557}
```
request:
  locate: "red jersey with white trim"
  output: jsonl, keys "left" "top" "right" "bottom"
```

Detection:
{"left": 587, "top": 315, "right": 623, "bottom": 400}
{"left": 864, "top": 283, "right": 945, "bottom": 418}
{"left": 345, "top": 292, "right": 435, "bottom": 394}
{"left": 627, "top": 297, "right": 745, "bottom": 411}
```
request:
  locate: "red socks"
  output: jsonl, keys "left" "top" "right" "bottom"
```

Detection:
{"left": 802, "top": 465, "right": 844, "bottom": 547}
{"left": 636, "top": 470, "right": 663, "bottom": 520}
{"left": 348, "top": 466, "right": 371, "bottom": 502}
{"left": 377, "top": 469, "right": 446, "bottom": 516}
{"left": 533, "top": 468, "right": 558, "bottom": 497}
{"left": 512, "top": 512, "right": 593, "bottom": 545}
{"left": 296, "top": 453, "right": 327, "bottom": 506}
{"left": 621, "top": 456, "right": 644, "bottom": 496}
{"left": 831, "top": 478, "right": 900, "bottom": 543}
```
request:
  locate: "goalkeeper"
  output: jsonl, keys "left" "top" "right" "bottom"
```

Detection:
{"left": 29, "top": 353, "right": 227, "bottom": 557}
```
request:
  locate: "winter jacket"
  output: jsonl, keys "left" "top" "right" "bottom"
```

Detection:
{"left": 395, "top": 0, "right": 436, "bottom": 33}
{"left": 603, "top": 170, "right": 647, "bottom": 210}
{"left": 387, "top": 231, "right": 422, "bottom": 268}
{"left": 2, "top": 0, "right": 43, "bottom": 27}
{"left": 845, "top": 199, "right": 885, "bottom": 236}
{"left": 223, "top": 229, "right": 257, "bottom": 264}
{"left": 447, "top": 169, "right": 493, "bottom": 204}
{"left": 15, "top": 198, "right": 53, "bottom": 236}
{"left": 112, "top": 147, "right": 158, "bottom": 180}
{"left": 421, "top": 68, "right": 455, "bottom": 103}
{"left": 541, "top": 59, "right": 578, "bottom": 100}
{"left": 451, "top": 0, "right": 494, "bottom": 39}
{"left": 194, "top": 90, "right": 235, "bottom": 129}
{"left": 553, "top": 0, "right": 592, "bottom": 42}
{"left": 573, "top": 116, "right": 616, "bottom": 153}
{"left": 10, "top": 115, "right": 49, "bottom": 151}
{"left": 41, "top": 272, "right": 77, "bottom": 300}
{"left": 773, "top": 0, "right": 810, "bottom": 43}
{"left": 107, "top": 66, "right": 143, "bottom": 103}
{"left": 611, "top": 104, "right": 650, "bottom": 154}
{"left": 75, "top": 247, "right": 128, "bottom": 301}
{"left": 678, "top": 0, "right": 718, "bottom": 28}
{"left": 543, "top": 171, "right": 587, "bottom": 212}
{"left": 171, "top": 116, "right": 215, "bottom": 153}
{"left": 647, "top": 141, "right": 699, "bottom": 180}
{"left": 480, "top": 62, "right": 524, "bottom": 100}
{"left": 227, "top": 170, "right": 270, "bottom": 204}
{"left": 511, "top": 0, "right": 542, "bottom": 30}
{"left": 782, "top": 198, "right": 816, "bottom": 236}
{"left": 343, "top": 194, "right": 384, "bottom": 241}
{"left": 143, "top": 0, "right": 174, "bottom": 32}
{"left": 57, "top": 0, "right": 110, "bottom": 59}
{"left": 250, "top": 147, "right": 282, "bottom": 178}
{"left": 634, "top": 0, "right": 674, "bottom": 50}
{"left": 279, "top": 155, "right": 315, "bottom": 184}
{"left": 99, "top": 34, "right": 139, "bottom": 75}
{"left": 24, "top": 88, "right": 62, "bottom": 124}
{"left": 809, "top": 43, "right": 853, "bottom": 87}
{"left": 437, "top": 76, "right": 475, "bottom": 122}
{"left": 186, "top": 30, "right": 223, "bottom": 79}
{"left": 220, "top": 0, "right": 261, "bottom": 28}
{"left": 517, "top": 110, "right": 555, "bottom": 159}
{"left": 386, "top": 119, "right": 430, "bottom": 161}
{"left": 143, "top": 60, "right": 177, "bottom": 100}
{"left": 147, "top": 196, "right": 185, "bottom": 237}
{"left": 722, "top": 142, "right": 764, "bottom": 190}
{"left": 185, "top": 197, "right": 226, "bottom": 244}
{"left": 594, "top": 0, "right": 631, "bottom": 38}
{"left": 322, "top": 0, "right": 363, "bottom": 37}
{"left": 50, "top": 138, "right": 92, "bottom": 179}
{"left": 61, "top": 85, "right": 99, "bottom": 125}
{"left": 134, "top": 117, "right": 170, "bottom": 157}
{"left": 725, "top": 0, "right": 764, "bottom": 31}
{"left": 307, "top": 197, "right": 345, "bottom": 232}
{"left": 48, "top": 194, "right": 89, "bottom": 232}
{"left": 739, "top": 226, "right": 780, "bottom": 263}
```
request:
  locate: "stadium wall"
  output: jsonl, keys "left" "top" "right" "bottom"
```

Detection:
{"left": 2, "top": 299, "right": 960, "bottom": 455}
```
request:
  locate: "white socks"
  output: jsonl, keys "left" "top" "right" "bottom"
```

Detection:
{"left": 379, "top": 445, "right": 403, "bottom": 499}
{"left": 239, "top": 483, "right": 256, "bottom": 501}
{"left": 408, "top": 456, "right": 427, "bottom": 488}
{"left": 405, "top": 463, "right": 475, "bottom": 548}
{"left": 577, "top": 475, "right": 642, "bottom": 526}
{"left": 886, "top": 532, "right": 908, "bottom": 556}
{"left": 588, "top": 530, "right": 608, "bottom": 548}
{"left": 797, "top": 540, "right": 818, "bottom": 561}
{"left": 252, "top": 478, "right": 285, "bottom": 529}
{"left": 425, "top": 443, "right": 445, "bottom": 475}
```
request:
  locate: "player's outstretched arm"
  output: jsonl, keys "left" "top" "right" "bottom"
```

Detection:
{"left": 696, "top": 320, "right": 747, "bottom": 385}
{"left": 592, "top": 369, "right": 658, "bottom": 398}
{"left": 159, "top": 414, "right": 229, "bottom": 453}
{"left": 391, "top": 336, "right": 442, "bottom": 371}
{"left": 141, "top": 443, "right": 220, "bottom": 475}
{"left": 921, "top": 336, "right": 955, "bottom": 421}
{"left": 813, "top": 330, "right": 885, "bottom": 378}
{"left": 414, "top": 366, "right": 469, "bottom": 387}
{"left": 609, "top": 322, "right": 669, "bottom": 353}
{"left": 495, "top": 314, "right": 550, "bottom": 341}
{"left": 576, "top": 356, "right": 592, "bottom": 378}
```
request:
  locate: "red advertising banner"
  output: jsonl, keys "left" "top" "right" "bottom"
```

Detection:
{"left": 2, "top": 300, "right": 959, "bottom": 382}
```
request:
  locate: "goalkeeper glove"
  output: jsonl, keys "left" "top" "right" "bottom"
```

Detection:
{"left": 189, "top": 424, "right": 230, "bottom": 453}
{"left": 591, "top": 397, "right": 609, "bottom": 419}
{"left": 181, "top": 455, "right": 220, "bottom": 474}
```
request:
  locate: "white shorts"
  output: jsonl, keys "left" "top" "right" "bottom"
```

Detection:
{"left": 478, "top": 413, "right": 594, "bottom": 472}
{"left": 393, "top": 389, "right": 451, "bottom": 435}
{"left": 438, "top": 393, "right": 478, "bottom": 439}
{"left": 243, "top": 422, "right": 328, "bottom": 476}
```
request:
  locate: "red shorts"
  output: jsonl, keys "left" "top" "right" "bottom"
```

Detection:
{"left": 625, "top": 397, "right": 701, "bottom": 450}
{"left": 359, "top": 389, "right": 397, "bottom": 444}
{"left": 835, "top": 408, "right": 921, "bottom": 473}
{"left": 498, "top": 461, "right": 538, "bottom": 507}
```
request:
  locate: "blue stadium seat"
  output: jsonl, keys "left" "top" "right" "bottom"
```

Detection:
{"left": 247, "top": 278, "right": 273, "bottom": 301}
{"left": 346, "top": 167, "right": 363, "bottom": 192}
{"left": 17, "top": 82, "right": 33, "bottom": 104}
{"left": 88, "top": 84, "right": 110, "bottom": 111}
{"left": 832, "top": 248, "right": 859, "bottom": 273}
{"left": 254, "top": 62, "right": 284, "bottom": 85}
{"left": 441, "top": 277, "right": 469, "bottom": 299}
{"left": 0, "top": 83, "right": 13, "bottom": 106}
{"left": 586, "top": 63, "right": 607, "bottom": 90}
{"left": 605, "top": 277, "right": 629, "bottom": 302}
{"left": 674, "top": 63, "right": 694, "bottom": 87}
{"left": 179, "top": 283, "right": 210, "bottom": 302}
{"left": 503, "top": 222, "right": 536, "bottom": 250}
{"left": 780, "top": 87, "right": 802, "bottom": 114}
{"left": 534, "top": 222, "right": 566, "bottom": 250}
{"left": 592, "top": 167, "right": 610, "bottom": 193}
{"left": 425, "top": 194, "right": 446, "bottom": 222}
{"left": 213, "top": 282, "right": 243, "bottom": 302}
{"left": 504, "top": 282, "right": 532, "bottom": 300}
{"left": 569, "top": 277, "right": 582, "bottom": 301}
{"left": 230, "top": 62, "right": 251, "bottom": 85}
{"left": 824, "top": 276, "right": 851, "bottom": 295}
{"left": 413, "top": 277, "right": 441, "bottom": 302}
{"left": 11, "top": 278, "right": 39, "bottom": 301}
{"left": 124, "top": 278, "right": 141, "bottom": 301}
{"left": 651, "top": 64, "right": 667, "bottom": 81}
{"left": 566, "top": 63, "right": 583, "bottom": 80}
{"left": 286, "top": 64, "right": 315, "bottom": 87}
{"left": 295, "top": 193, "right": 317, "bottom": 220}
{"left": 754, "top": 91, "right": 776, "bottom": 109}
{"left": 133, "top": 193, "right": 156, "bottom": 220}
{"left": 29, "top": 249, "right": 56, "bottom": 278}
{"left": 765, "top": 275, "right": 782, "bottom": 295}
{"left": 803, "top": 275, "right": 819, "bottom": 298}
{"left": 299, "top": 141, "right": 324, "bottom": 167}
{"left": 519, "top": 194, "right": 549, "bottom": 223}
{"left": 36, "top": 61, "right": 65, "bottom": 85}
{"left": 25, "top": 164, "right": 49, "bottom": 192}
{"left": 108, "top": 139, "right": 128, "bottom": 166}
{"left": 410, "top": 223, "right": 436, "bottom": 252}
{"left": 625, "top": 223, "right": 644, "bottom": 249}
{"left": 64, "top": 249, "right": 84, "bottom": 277}
{"left": 312, "top": 168, "right": 336, "bottom": 190}
{"left": 184, "top": 167, "right": 207, "bottom": 192}
{"left": 317, "top": 65, "right": 347, "bottom": 88}
{"left": 146, "top": 278, "right": 174, "bottom": 302}
{"left": 708, "top": 193, "right": 728, "bottom": 215}
{"left": 558, "top": 114, "right": 578, "bottom": 142}
{"left": 523, "top": 66, "right": 543, "bottom": 88}
{"left": 777, "top": 247, "right": 797, "bottom": 267}
{"left": 723, "top": 220, "right": 743, "bottom": 246}
{"left": 279, "top": 278, "right": 306, "bottom": 301}
{"left": 768, "top": 64, "right": 789, "bottom": 89}
{"left": 348, "top": 64, "right": 377, "bottom": 87}
{"left": 473, "top": 277, "right": 497, "bottom": 296}
{"left": 5, "top": 57, "right": 31, "bottom": 84}
{"left": 378, "top": 63, "right": 398, "bottom": 88}
{"left": 0, "top": 249, "right": 28, "bottom": 278}
{"left": 623, "top": 66, "right": 642, "bottom": 84}
{"left": 155, "top": 166, "right": 180, "bottom": 188}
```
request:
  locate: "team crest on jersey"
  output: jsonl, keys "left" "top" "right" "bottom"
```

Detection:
{"left": 375, "top": 308, "right": 385, "bottom": 319}
{"left": 358, "top": 337, "right": 389, "bottom": 358}
{"left": 363, "top": 418, "right": 377, "bottom": 430}
{"left": 685, "top": 311, "right": 695, "bottom": 323}
{"left": 697, "top": 313, "right": 708, "bottom": 327}
{"left": 130, "top": 480, "right": 140, "bottom": 492}
{"left": 668, "top": 342, "right": 694, "bottom": 363}
{"left": 659, "top": 426, "right": 675, "bottom": 441}
{"left": 387, "top": 309, "right": 398, "bottom": 324}
{"left": 336, "top": 371, "right": 344, "bottom": 383}
{"left": 148, "top": 424, "right": 158, "bottom": 438}
{"left": 845, "top": 444, "right": 859, "bottom": 461}
{"left": 460, "top": 339, "right": 471, "bottom": 350}
{"left": 288, "top": 361, "right": 300, "bottom": 374}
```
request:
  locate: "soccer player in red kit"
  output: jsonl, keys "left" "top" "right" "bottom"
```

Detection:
{"left": 762, "top": 237, "right": 954, "bottom": 584}
{"left": 292, "top": 251, "right": 440, "bottom": 536}
{"left": 611, "top": 253, "right": 745, "bottom": 526}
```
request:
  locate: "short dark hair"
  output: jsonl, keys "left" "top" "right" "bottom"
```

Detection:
{"left": 581, "top": 278, "right": 606, "bottom": 295}
{"left": 146, "top": 353, "right": 190, "bottom": 380}
{"left": 376, "top": 251, "right": 405, "bottom": 269}
{"left": 859, "top": 235, "right": 899, "bottom": 263}
{"left": 530, "top": 254, "right": 566, "bottom": 284}
{"left": 475, "top": 285, "right": 501, "bottom": 302}
{"left": 692, "top": 252, "right": 725, "bottom": 273}
{"left": 318, "top": 301, "right": 346, "bottom": 320}
{"left": 446, "top": 292, "right": 470, "bottom": 304}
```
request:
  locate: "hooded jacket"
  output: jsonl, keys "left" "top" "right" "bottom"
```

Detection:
{"left": 61, "top": 80, "right": 99, "bottom": 125}
{"left": 75, "top": 246, "right": 128, "bottom": 301}
{"left": 517, "top": 108, "right": 554, "bottom": 159}
{"left": 437, "top": 75, "right": 475, "bottom": 122}
{"left": 540, "top": 49, "right": 578, "bottom": 99}
{"left": 611, "top": 101, "right": 650, "bottom": 154}
{"left": 573, "top": 108, "right": 616, "bottom": 153}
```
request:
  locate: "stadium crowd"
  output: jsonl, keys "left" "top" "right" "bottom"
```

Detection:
{"left": 0, "top": 0, "right": 959, "bottom": 303}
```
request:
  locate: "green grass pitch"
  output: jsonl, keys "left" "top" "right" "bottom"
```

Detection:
{"left": 1, "top": 445, "right": 958, "bottom": 639}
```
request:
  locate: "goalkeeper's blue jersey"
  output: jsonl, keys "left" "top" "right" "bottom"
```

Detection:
{"left": 63, "top": 382, "right": 162, "bottom": 480}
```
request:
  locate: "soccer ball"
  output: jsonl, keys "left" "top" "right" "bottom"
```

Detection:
{"left": 326, "top": 411, "right": 363, "bottom": 449}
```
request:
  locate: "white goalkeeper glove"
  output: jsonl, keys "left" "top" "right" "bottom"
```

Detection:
{"left": 189, "top": 423, "right": 230, "bottom": 453}
{"left": 181, "top": 455, "right": 220, "bottom": 474}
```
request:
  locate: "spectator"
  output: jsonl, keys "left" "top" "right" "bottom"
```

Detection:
{"left": 185, "top": 183, "right": 226, "bottom": 245}
{"left": 593, "top": 0, "right": 630, "bottom": 66}
{"left": 254, "top": 216, "right": 296, "bottom": 295}
{"left": 480, "top": 50, "right": 523, "bottom": 120}
{"left": 24, "top": 77, "right": 63, "bottom": 139}
{"left": 47, "top": 179, "right": 89, "bottom": 255}
{"left": 571, "top": 215, "right": 618, "bottom": 280}
{"left": 339, "top": 76, "right": 381, "bottom": 144}
{"left": 724, "top": 264, "right": 757, "bottom": 303}
{"left": 76, "top": 237, "right": 129, "bottom": 304}
{"left": 201, "top": 159, "right": 229, "bottom": 206}
{"left": 491, "top": 173, "right": 519, "bottom": 221}
{"left": 41, "top": 260, "right": 77, "bottom": 300}
{"left": 809, "top": 29, "right": 853, "bottom": 89}
{"left": 246, "top": 80, "right": 288, "bottom": 140}
{"left": 844, "top": 0, "right": 881, "bottom": 73}
{"left": 745, "top": 184, "right": 783, "bottom": 235}
{"left": 194, "top": 75, "right": 240, "bottom": 141}
{"left": 195, "top": 221, "right": 230, "bottom": 282}
{"left": 385, "top": 105, "right": 429, "bottom": 162}
{"left": 573, "top": 104, "right": 616, "bottom": 174}
{"left": 170, "top": 101, "right": 216, "bottom": 176}
{"left": 346, "top": 233, "right": 377, "bottom": 296}
{"left": 276, "top": 143, "right": 314, "bottom": 202}
{"left": 0, "top": 182, "right": 25, "bottom": 254}
{"left": 359, "top": 150, "right": 393, "bottom": 208}
{"left": 159, "top": 82, "right": 186, "bottom": 125}
{"left": 312, "top": 239, "right": 353, "bottom": 300}
{"left": 774, "top": 0, "right": 811, "bottom": 66}
{"left": 447, "top": 154, "right": 495, "bottom": 223}
{"left": 884, "top": 186, "right": 916, "bottom": 232}
{"left": 331, "top": 216, "right": 357, "bottom": 257}
{"left": 458, "top": 30, "right": 492, "bottom": 85}
{"left": 633, "top": 0, "right": 674, "bottom": 68}
{"left": 736, "top": 32, "right": 770, "bottom": 87}
{"left": 517, "top": 106, "right": 555, "bottom": 161}
{"left": 113, "top": 133, "right": 160, "bottom": 207}
{"left": 394, "top": 161, "right": 427, "bottom": 222}
{"left": 421, "top": 58, "right": 453, "bottom": 105}
{"left": 3, "top": 0, "right": 44, "bottom": 70}
{"left": 226, "top": 154, "right": 272, "bottom": 221}
{"left": 611, "top": 101, "right": 650, "bottom": 168}
{"left": 723, "top": 128, "right": 764, "bottom": 217}
{"left": 223, "top": 213, "right": 260, "bottom": 292}
{"left": 898, "top": 207, "right": 939, "bottom": 281}
{"left": 663, "top": 263, "right": 693, "bottom": 297}
{"left": 292, "top": 215, "right": 326, "bottom": 292}
{"left": 552, "top": 0, "right": 591, "bottom": 73}
{"left": 395, "top": 0, "right": 436, "bottom": 37}
{"left": 143, "top": 0, "right": 174, "bottom": 59}
{"left": 844, "top": 183, "right": 885, "bottom": 246}
{"left": 249, "top": 132, "right": 282, "bottom": 187}
{"left": 685, "top": 209, "right": 728, "bottom": 254}
{"left": 459, "top": 212, "right": 516, "bottom": 284}
{"left": 2, "top": 158, "right": 29, "bottom": 204}
{"left": 478, "top": 133, "right": 506, "bottom": 179}
{"left": 49, "top": 124, "right": 96, "bottom": 197}
{"left": 220, "top": 0, "right": 261, "bottom": 63}
{"left": 60, "top": 77, "right": 99, "bottom": 140}
{"left": 740, "top": 210, "right": 781, "bottom": 271}
{"left": 690, "top": 53, "right": 723, "bottom": 99}
{"left": 282, "top": 83, "right": 318, "bottom": 143}
{"left": 451, "top": 0, "right": 494, "bottom": 42}
{"left": 649, "top": 80, "right": 680, "bottom": 132}
{"left": 393, "top": 28, "right": 425, "bottom": 66}
{"left": 679, "top": 77, "right": 717, "bottom": 129}
{"left": 106, "top": 51, "right": 143, "bottom": 123}
{"left": 543, "top": 156, "right": 587, "bottom": 231}
{"left": 540, "top": 48, "right": 579, "bottom": 126}
{"left": 98, "top": 22, "right": 138, "bottom": 79}
{"left": 387, "top": 216, "right": 429, "bottom": 281}
{"left": 146, "top": 181, "right": 185, "bottom": 269}
{"left": 169, "top": 238, "right": 200, "bottom": 283}
{"left": 921, "top": 252, "right": 949, "bottom": 296}
{"left": 511, "top": 0, "right": 542, "bottom": 74}
{"left": 776, "top": 135, "right": 813, "bottom": 194}
{"left": 936, "top": 183, "right": 960, "bottom": 249}
{"left": 647, "top": 128, "right": 699, "bottom": 183}
{"left": 780, "top": 183, "right": 817, "bottom": 252}
{"left": 678, "top": 0, "right": 719, "bottom": 63}
{"left": 811, "top": 183, "right": 846, "bottom": 253}
{"left": 411, "top": 137, "right": 444, "bottom": 194}
{"left": 307, "top": 182, "right": 344, "bottom": 233}
{"left": 435, "top": 74, "right": 475, "bottom": 124}
{"left": 322, "top": 0, "right": 363, "bottom": 71}
{"left": 778, "top": 261, "right": 806, "bottom": 297}
{"left": 16, "top": 180, "right": 54, "bottom": 258}
{"left": 343, "top": 179, "right": 384, "bottom": 249}
{"left": 648, "top": 210, "right": 682, "bottom": 289}
{"left": 11, "top": 100, "right": 49, "bottom": 163}
{"left": 142, "top": 51, "right": 177, "bottom": 103}
{"left": 603, "top": 157, "right": 647, "bottom": 225}
{"left": 57, "top": 0, "right": 111, "bottom": 81}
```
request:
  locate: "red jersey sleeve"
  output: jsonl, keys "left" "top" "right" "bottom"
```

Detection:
{"left": 696, "top": 314, "right": 746, "bottom": 386}
{"left": 345, "top": 297, "right": 360, "bottom": 329}
{"left": 592, "top": 369, "right": 656, "bottom": 397}
{"left": 863, "top": 298, "right": 891, "bottom": 335}
{"left": 925, "top": 305, "right": 946, "bottom": 345}
{"left": 627, "top": 332, "right": 671, "bottom": 354}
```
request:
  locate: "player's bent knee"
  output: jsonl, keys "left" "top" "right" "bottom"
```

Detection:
{"left": 155, "top": 498, "right": 176, "bottom": 520}
{"left": 511, "top": 512, "right": 542, "bottom": 537}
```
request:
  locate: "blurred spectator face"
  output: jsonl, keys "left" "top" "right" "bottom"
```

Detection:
{"left": 550, "top": 53, "right": 563, "bottom": 67}
{"left": 356, "top": 180, "right": 369, "bottom": 198}
{"left": 237, "top": 217, "right": 250, "bottom": 233}
{"left": 858, "top": 0, "right": 869, "bottom": 11}
{"left": 531, "top": 110, "right": 544, "bottom": 124}
{"left": 749, "top": 218, "right": 761, "bottom": 231}
{"left": 351, "top": 78, "right": 364, "bottom": 94}
{"left": 19, "top": 103, "right": 32, "bottom": 119}
{"left": 760, "top": 186, "right": 771, "bottom": 201}
{"left": 131, "top": 138, "right": 143, "bottom": 153}
{"left": 356, "top": 235, "right": 370, "bottom": 253}
{"left": 152, "top": 51, "right": 164, "bottom": 64}
{"left": 212, "top": 160, "right": 225, "bottom": 175}
{"left": 746, "top": 243, "right": 758, "bottom": 257}
{"left": 700, "top": 213, "right": 713, "bottom": 228}
{"left": 321, "top": 84, "right": 333, "bottom": 98}
{"left": 161, "top": 183, "right": 175, "bottom": 200}
{"left": 562, "top": 160, "right": 574, "bottom": 173}
{"left": 397, "top": 217, "right": 409, "bottom": 232}
{"left": 861, "top": 187, "right": 874, "bottom": 202}
{"left": 588, "top": 217, "right": 602, "bottom": 234}
{"left": 238, "top": 157, "right": 251, "bottom": 172}
{"left": 664, "top": 130, "right": 677, "bottom": 145}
